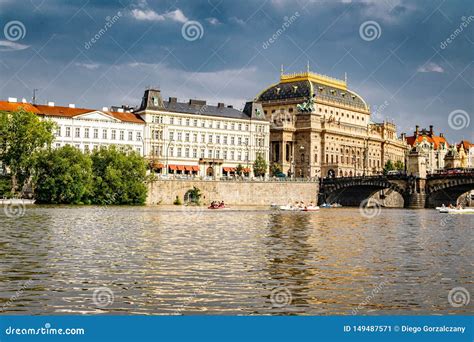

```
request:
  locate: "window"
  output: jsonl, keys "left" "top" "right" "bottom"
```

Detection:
{"left": 136, "top": 132, "right": 141, "bottom": 141}
{"left": 245, "top": 137, "right": 249, "bottom": 145}
{"left": 177, "top": 147, "right": 182, "bottom": 157}
{"left": 193, "top": 119, "right": 198, "bottom": 127}
{"left": 238, "top": 124, "right": 242, "bottom": 130}
{"left": 85, "top": 128, "right": 90, "bottom": 138}
{"left": 185, "top": 132, "right": 190, "bottom": 142}
{"left": 216, "top": 135, "right": 220, "bottom": 144}
{"left": 238, "top": 137, "right": 242, "bottom": 145}
{"left": 178, "top": 118, "right": 182, "bottom": 125}
{"left": 231, "top": 136, "right": 235, "bottom": 145}
{"left": 186, "top": 118, "right": 190, "bottom": 126}
{"left": 201, "top": 134, "right": 205, "bottom": 142}
{"left": 208, "top": 149, "right": 213, "bottom": 158}
{"left": 111, "top": 130, "right": 116, "bottom": 140}
{"left": 169, "top": 147, "right": 174, "bottom": 157}
{"left": 245, "top": 124, "right": 249, "bottom": 131}
{"left": 119, "top": 130, "right": 124, "bottom": 140}
{"left": 102, "top": 129, "right": 107, "bottom": 139}
{"left": 193, "top": 133, "right": 198, "bottom": 142}
{"left": 193, "top": 148, "right": 197, "bottom": 158}
{"left": 170, "top": 117, "right": 174, "bottom": 125}
{"left": 217, "top": 122, "right": 221, "bottom": 129}
{"left": 231, "top": 123, "right": 235, "bottom": 130}
{"left": 200, "top": 149, "right": 205, "bottom": 158}
{"left": 75, "top": 127, "right": 80, "bottom": 138}
{"left": 185, "top": 148, "right": 190, "bottom": 158}
{"left": 223, "top": 136, "right": 228, "bottom": 144}
{"left": 237, "top": 152, "right": 242, "bottom": 161}
{"left": 66, "top": 127, "right": 71, "bottom": 137}
{"left": 128, "top": 132, "right": 133, "bottom": 141}
{"left": 56, "top": 127, "right": 61, "bottom": 137}
{"left": 201, "top": 120, "right": 206, "bottom": 127}
{"left": 223, "top": 150, "right": 228, "bottom": 160}
{"left": 208, "top": 134, "right": 213, "bottom": 143}
{"left": 169, "top": 132, "right": 174, "bottom": 141}
{"left": 92, "top": 129, "right": 98, "bottom": 139}
{"left": 177, "top": 132, "right": 182, "bottom": 141}
{"left": 230, "top": 151, "right": 235, "bottom": 160}
{"left": 84, "top": 145, "right": 90, "bottom": 153}
{"left": 216, "top": 150, "right": 220, "bottom": 159}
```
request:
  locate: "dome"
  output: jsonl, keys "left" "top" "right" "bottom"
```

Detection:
{"left": 255, "top": 71, "right": 369, "bottom": 111}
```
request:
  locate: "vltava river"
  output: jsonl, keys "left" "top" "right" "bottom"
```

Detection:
{"left": 0, "top": 206, "right": 472, "bottom": 315}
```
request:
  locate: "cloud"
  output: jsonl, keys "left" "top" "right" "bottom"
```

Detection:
{"left": 75, "top": 62, "right": 100, "bottom": 70}
{"left": 131, "top": 8, "right": 188, "bottom": 23}
{"left": 206, "top": 17, "right": 220, "bottom": 25}
{"left": 229, "top": 16, "right": 246, "bottom": 26}
{"left": 0, "top": 40, "right": 29, "bottom": 51}
{"left": 417, "top": 62, "right": 444, "bottom": 73}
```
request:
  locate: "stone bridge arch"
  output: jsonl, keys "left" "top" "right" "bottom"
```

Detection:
{"left": 426, "top": 176, "right": 474, "bottom": 207}
{"left": 319, "top": 177, "right": 408, "bottom": 207}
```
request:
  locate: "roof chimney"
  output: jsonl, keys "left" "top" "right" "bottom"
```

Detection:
{"left": 47, "top": 101, "right": 55, "bottom": 107}
{"left": 227, "top": 105, "right": 233, "bottom": 108}
{"left": 169, "top": 97, "right": 177, "bottom": 103}
{"left": 440, "top": 132, "right": 444, "bottom": 138}
{"left": 8, "top": 97, "right": 17, "bottom": 103}
{"left": 429, "top": 125, "right": 433, "bottom": 135}
{"left": 217, "top": 102, "right": 225, "bottom": 108}
{"left": 69, "top": 104, "right": 75, "bottom": 108}
{"left": 415, "top": 125, "right": 419, "bottom": 136}
{"left": 102, "top": 106, "right": 108, "bottom": 111}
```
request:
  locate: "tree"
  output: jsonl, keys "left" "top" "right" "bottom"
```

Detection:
{"left": 253, "top": 153, "right": 268, "bottom": 177}
{"left": 90, "top": 146, "right": 148, "bottom": 205}
{"left": 394, "top": 160, "right": 404, "bottom": 171}
{"left": 383, "top": 160, "right": 395, "bottom": 174}
{"left": 236, "top": 164, "right": 244, "bottom": 176}
{"left": 33, "top": 146, "right": 93, "bottom": 204}
{"left": 270, "top": 163, "right": 282, "bottom": 176}
{"left": 0, "top": 108, "right": 55, "bottom": 195}
{"left": 185, "top": 186, "right": 202, "bottom": 204}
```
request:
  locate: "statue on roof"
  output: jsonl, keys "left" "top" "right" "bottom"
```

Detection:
{"left": 297, "top": 95, "right": 315, "bottom": 113}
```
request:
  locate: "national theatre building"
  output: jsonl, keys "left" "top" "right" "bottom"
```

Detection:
{"left": 254, "top": 69, "right": 407, "bottom": 178}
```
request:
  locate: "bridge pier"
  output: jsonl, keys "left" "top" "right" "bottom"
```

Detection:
{"left": 404, "top": 177, "right": 426, "bottom": 209}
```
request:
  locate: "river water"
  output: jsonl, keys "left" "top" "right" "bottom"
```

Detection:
{"left": 0, "top": 206, "right": 472, "bottom": 315}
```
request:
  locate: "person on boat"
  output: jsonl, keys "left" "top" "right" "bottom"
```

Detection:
{"left": 220, "top": 201, "right": 225, "bottom": 208}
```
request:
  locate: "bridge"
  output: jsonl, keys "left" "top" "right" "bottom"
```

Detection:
{"left": 318, "top": 171, "right": 474, "bottom": 209}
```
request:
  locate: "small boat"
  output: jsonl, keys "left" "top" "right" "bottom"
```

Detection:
{"left": 302, "top": 206, "right": 320, "bottom": 211}
{"left": 278, "top": 205, "right": 319, "bottom": 212}
{"left": 446, "top": 208, "right": 474, "bottom": 214}
{"left": 320, "top": 203, "right": 331, "bottom": 208}
{"left": 0, "top": 198, "right": 36, "bottom": 205}
{"left": 208, "top": 203, "right": 226, "bottom": 209}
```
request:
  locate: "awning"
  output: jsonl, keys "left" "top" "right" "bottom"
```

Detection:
{"left": 184, "top": 166, "right": 193, "bottom": 171}
{"left": 152, "top": 162, "right": 164, "bottom": 169}
{"left": 243, "top": 168, "right": 251, "bottom": 173}
{"left": 169, "top": 165, "right": 178, "bottom": 171}
{"left": 223, "top": 167, "right": 236, "bottom": 172}
{"left": 177, "top": 165, "right": 185, "bottom": 171}
{"left": 192, "top": 166, "right": 200, "bottom": 171}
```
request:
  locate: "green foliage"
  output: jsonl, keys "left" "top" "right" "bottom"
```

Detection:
{"left": 236, "top": 164, "right": 244, "bottom": 176}
{"left": 270, "top": 163, "right": 282, "bottom": 176}
{"left": 173, "top": 195, "right": 182, "bottom": 205}
{"left": 185, "top": 186, "right": 202, "bottom": 204}
{"left": 0, "top": 109, "right": 55, "bottom": 195}
{"left": 383, "top": 160, "right": 395, "bottom": 174}
{"left": 33, "top": 146, "right": 93, "bottom": 204}
{"left": 90, "top": 146, "right": 148, "bottom": 205}
{"left": 0, "top": 175, "right": 12, "bottom": 198}
{"left": 253, "top": 153, "right": 267, "bottom": 177}
{"left": 394, "top": 160, "right": 404, "bottom": 171}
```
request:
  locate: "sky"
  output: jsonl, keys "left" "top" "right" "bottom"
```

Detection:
{"left": 0, "top": 0, "right": 472, "bottom": 142}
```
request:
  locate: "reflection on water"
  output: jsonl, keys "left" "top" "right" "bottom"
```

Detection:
{"left": 0, "top": 206, "right": 472, "bottom": 315}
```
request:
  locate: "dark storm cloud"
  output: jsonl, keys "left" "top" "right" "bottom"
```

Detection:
{"left": 0, "top": 0, "right": 472, "bottom": 142}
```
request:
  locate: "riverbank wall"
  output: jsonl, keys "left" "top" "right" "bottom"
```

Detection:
{"left": 147, "top": 180, "right": 319, "bottom": 205}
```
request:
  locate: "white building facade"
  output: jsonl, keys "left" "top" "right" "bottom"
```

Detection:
{"left": 135, "top": 89, "right": 270, "bottom": 178}
{"left": 0, "top": 99, "right": 146, "bottom": 155}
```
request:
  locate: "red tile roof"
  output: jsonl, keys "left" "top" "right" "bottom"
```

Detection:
{"left": 457, "top": 140, "right": 473, "bottom": 150}
{"left": 405, "top": 134, "right": 449, "bottom": 150}
{"left": 0, "top": 101, "right": 144, "bottom": 124}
